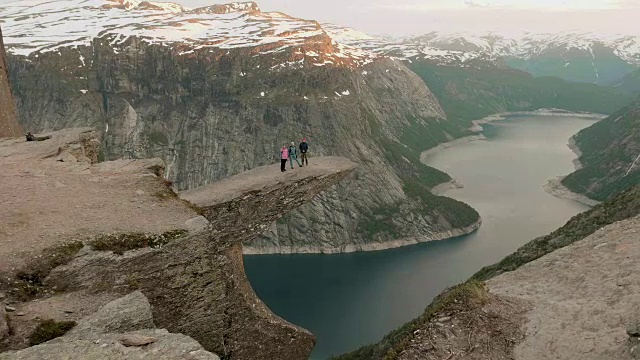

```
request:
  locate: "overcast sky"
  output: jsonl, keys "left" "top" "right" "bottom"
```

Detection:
{"left": 179, "top": 0, "right": 640, "bottom": 36}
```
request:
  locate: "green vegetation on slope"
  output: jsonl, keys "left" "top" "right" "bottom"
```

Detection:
{"left": 337, "top": 184, "right": 640, "bottom": 360}
{"left": 613, "top": 68, "right": 640, "bottom": 95}
{"left": 389, "top": 116, "right": 480, "bottom": 228}
{"left": 408, "top": 61, "right": 634, "bottom": 127}
{"left": 354, "top": 107, "right": 481, "bottom": 241}
{"left": 561, "top": 97, "right": 640, "bottom": 201}
{"left": 360, "top": 111, "right": 480, "bottom": 240}
{"left": 504, "top": 44, "right": 635, "bottom": 86}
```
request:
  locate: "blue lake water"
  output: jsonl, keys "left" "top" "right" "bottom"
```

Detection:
{"left": 244, "top": 115, "right": 595, "bottom": 359}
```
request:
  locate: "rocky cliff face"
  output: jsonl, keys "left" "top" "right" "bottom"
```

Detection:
{"left": 0, "top": 26, "right": 23, "bottom": 138}
{"left": 4, "top": 3, "right": 480, "bottom": 252}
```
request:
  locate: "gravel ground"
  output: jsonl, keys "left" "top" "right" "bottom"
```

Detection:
{"left": 0, "top": 129, "right": 196, "bottom": 275}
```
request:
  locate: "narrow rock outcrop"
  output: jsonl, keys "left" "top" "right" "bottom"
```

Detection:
{"left": 42, "top": 157, "right": 357, "bottom": 360}
{"left": 5, "top": 27, "right": 480, "bottom": 253}
{"left": 0, "top": 26, "right": 22, "bottom": 138}
{"left": 1, "top": 128, "right": 356, "bottom": 359}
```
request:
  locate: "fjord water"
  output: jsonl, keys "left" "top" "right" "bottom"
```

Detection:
{"left": 244, "top": 115, "right": 594, "bottom": 359}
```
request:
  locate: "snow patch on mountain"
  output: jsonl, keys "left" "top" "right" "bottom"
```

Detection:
{"left": 1, "top": 0, "right": 377, "bottom": 68}
{"left": 324, "top": 26, "right": 640, "bottom": 68}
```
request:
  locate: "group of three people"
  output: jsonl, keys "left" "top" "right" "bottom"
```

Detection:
{"left": 280, "top": 138, "right": 309, "bottom": 172}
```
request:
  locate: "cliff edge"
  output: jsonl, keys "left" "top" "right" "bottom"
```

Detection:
{"left": 0, "top": 128, "right": 357, "bottom": 359}
{"left": 487, "top": 214, "right": 640, "bottom": 359}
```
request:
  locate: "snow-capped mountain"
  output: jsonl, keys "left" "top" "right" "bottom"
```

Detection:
{"left": 1, "top": 0, "right": 377, "bottom": 68}
{"left": 324, "top": 26, "right": 640, "bottom": 84}
{"left": 323, "top": 26, "right": 499, "bottom": 67}
{"left": 419, "top": 32, "right": 640, "bottom": 84}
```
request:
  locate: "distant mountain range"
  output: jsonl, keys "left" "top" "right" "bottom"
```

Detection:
{"left": 1, "top": 0, "right": 377, "bottom": 68}
{"left": 3, "top": 0, "right": 640, "bottom": 86}
{"left": 325, "top": 27, "right": 640, "bottom": 86}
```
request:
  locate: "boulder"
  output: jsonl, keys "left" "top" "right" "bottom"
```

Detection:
{"left": 0, "top": 329, "right": 219, "bottom": 360}
{"left": 629, "top": 322, "right": 640, "bottom": 338}
{"left": 67, "top": 291, "right": 154, "bottom": 336}
{"left": 185, "top": 216, "right": 209, "bottom": 232}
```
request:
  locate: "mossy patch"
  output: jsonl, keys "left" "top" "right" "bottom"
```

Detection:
{"left": 13, "top": 242, "right": 84, "bottom": 300}
{"left": 29, "top": 319, "right": 77, "bottom": 346}
{"left": 89, "top": 229, "right": 188, "bottom": 255}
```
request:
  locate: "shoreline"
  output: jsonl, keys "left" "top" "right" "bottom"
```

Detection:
{"left": 420, "top": 134, "right": 487, "bottom": 162}
{"left": 420, "top": 108, "right": 605, "bottom": 164}
{"left": 243, "top": 218, "right": 482, "bottom": 255}
{"left": 543, "top": 176, "right": 601, "bottom": 207}
{"left": 567, "top": 136, "right": 583, "bottom": 170}
{"left": 430, "top": 178, "right": 464, "bottom": 195}
{"left": 542, "top": 133, "right": 601, "bottom": 207}
{"left": 470, "top": 108, "right": 606, "bottom": 133}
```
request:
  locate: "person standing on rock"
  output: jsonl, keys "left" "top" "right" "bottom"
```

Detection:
{"left": 280, "top": 145, "right": 289, "bottom": 172}
{"left": 288, "top": 142, "right": 302, "bottom": 169}
{"left": 299, "top": 137, "right": 309, "bottom": 166}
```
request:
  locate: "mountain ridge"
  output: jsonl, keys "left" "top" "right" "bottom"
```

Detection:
{"left": 2, "top": 0, "right": 377, "bottom": 69}
{"left": 327, "top": 27, "right": 640, "bottom": 84}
